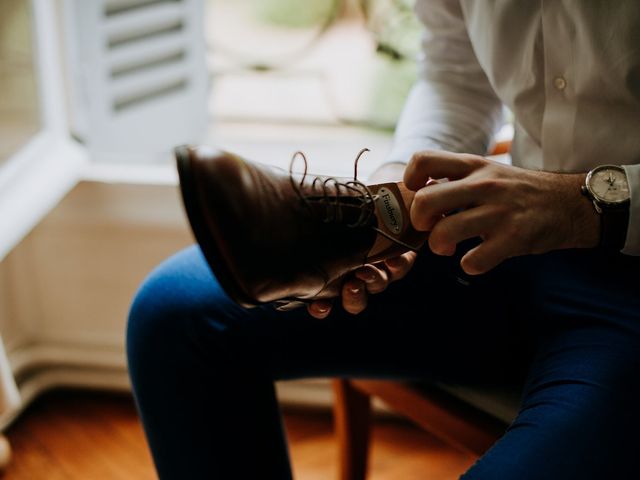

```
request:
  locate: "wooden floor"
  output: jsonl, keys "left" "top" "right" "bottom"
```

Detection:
{"left": 2, "top": 390, "right": 476, "bottom": 479}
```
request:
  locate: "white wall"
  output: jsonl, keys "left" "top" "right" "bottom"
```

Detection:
{"left": 18, "top": 181, "right": 191, "bottom": 349}
{"left": 0, "top": 178, "right": 192, "bottom": 425}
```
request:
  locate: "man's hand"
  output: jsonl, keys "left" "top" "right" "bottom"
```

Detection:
{"left": 307, "top": 161, "right": 416, "bottom": 319}
{"left": 403, "top": 150, "right": 601, "bottom": 275}
{"left": 307, "top": 252, "right": 417, "bottom": 319}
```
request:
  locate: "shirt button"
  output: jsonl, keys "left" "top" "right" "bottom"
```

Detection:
{"left": 553, "top": 76, "right": 567, "bottom": 91}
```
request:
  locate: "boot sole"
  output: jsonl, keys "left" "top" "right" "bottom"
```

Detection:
{"left": 175, "top": 146, "right": 260, "bottom": 308}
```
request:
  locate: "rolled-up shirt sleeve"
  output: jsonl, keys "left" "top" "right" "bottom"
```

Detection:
{"left": 387, "top": 0, "right": 503, "bottom": 164}
{"left": 622, "top": 163, "right": 640, "bottom": 255}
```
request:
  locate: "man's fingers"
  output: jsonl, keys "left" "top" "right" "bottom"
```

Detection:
{"left": 460, "top": 238, "right": 510, "bottom": 275}
{"left": 342, "top": 279, "right": 367, "bottom": 315}
{"left": 307, "top": 300, "right": 333, "bottom": 319}
{"left": 354, "top": 265, "right": 389, "bottom": 294}
{"left": 384, "top": 251, "right": 417, "bottom": 281}
{"left": 404, "top": 150, "right": 484, "bottom": 191}
{"left": 410, "top": 180, "right": 479, "bottom": 231}
{"left": 342, "top": 254, "right": 415, "bottom": 315}
{"left": 428, "top": 206, "right": 499, "bottom": 256}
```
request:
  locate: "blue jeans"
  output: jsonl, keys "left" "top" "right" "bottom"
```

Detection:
{"left": 127, "top": 245, "right": 640, "bottom": 479}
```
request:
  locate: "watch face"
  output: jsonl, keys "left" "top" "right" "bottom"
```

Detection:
{"left": 588, "top": 166, "right": 630, "bottom": 204}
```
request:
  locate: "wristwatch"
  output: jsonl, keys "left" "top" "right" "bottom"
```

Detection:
{"left": 581, "top": 165, "right": 630, "bottom": 250}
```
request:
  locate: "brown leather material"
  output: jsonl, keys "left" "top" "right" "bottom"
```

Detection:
{"left": 176, "top": 145, "right": 426, "bottom": 308}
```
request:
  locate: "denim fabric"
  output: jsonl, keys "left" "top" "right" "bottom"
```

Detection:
{"left": 127, "top": 245, "right": 640, "bottom": 479}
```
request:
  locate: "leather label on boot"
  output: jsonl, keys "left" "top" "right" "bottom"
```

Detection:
{"left": 376, "top": 187, "right": 403, "bottom": 235}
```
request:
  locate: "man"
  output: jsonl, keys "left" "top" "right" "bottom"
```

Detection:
{"left": 127, "top": 1, "right": 640, "bottom": 478}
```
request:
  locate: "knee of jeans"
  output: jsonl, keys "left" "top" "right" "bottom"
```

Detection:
{"left": 126, "top": 261, "right": 209, "bottom": 368}
{"left": 127, "top": 273, "right": 177, "bottom": 366}
{"left": 126, "top": 260, "right": 232, "bottom": 370}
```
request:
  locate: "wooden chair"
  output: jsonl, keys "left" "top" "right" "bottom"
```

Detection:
{"left": 333, "top": 379, "right": 521, "bottom": 480}
{"left": 332, "top": 139, "right": 516, "bottom": 480}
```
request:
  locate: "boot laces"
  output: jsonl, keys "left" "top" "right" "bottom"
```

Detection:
{"left": 289, "top": 148, "right": 419, "bottom": 253}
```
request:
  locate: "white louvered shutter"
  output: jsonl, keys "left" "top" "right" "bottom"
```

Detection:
{"left": 63, "top": 0, "right": 209, "bottom": 163}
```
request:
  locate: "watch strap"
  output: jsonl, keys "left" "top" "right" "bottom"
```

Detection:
{"left": 600, "top": 207, "right": 629, "bottom": 250}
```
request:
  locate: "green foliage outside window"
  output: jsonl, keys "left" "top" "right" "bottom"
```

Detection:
{"left": 250, "top": 0, "right": 337, "bottom": 28}
{"left": 363, "top": 0, "right": 422, "bottom": 128}
{"left": 215, "top": 0, "right": 424, "bottom": 129}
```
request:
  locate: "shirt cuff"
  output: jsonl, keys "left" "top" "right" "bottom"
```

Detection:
{"left": 622, "top": 164, "right": 640, "bottom": 255}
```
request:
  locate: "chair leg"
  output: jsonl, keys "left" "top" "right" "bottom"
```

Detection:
{"left": 333, "top": 379, "right": 372, "bottom": 480}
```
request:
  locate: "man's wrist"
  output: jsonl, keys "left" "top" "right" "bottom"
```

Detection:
{"left": 567, "top": 172, "right": 601, "bottom": 249}
{"left": 581, "top": 165, "right": 631, "bottom": 251}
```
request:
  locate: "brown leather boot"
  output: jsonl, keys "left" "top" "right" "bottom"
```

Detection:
{"left": 176, "top": 145, "right": 426, "bottom": 309}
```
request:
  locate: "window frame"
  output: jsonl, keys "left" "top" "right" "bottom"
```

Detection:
{"left": 0, "top": 0, "right": 87, "bottom": 262}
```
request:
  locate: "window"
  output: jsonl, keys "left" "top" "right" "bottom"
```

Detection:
{"left": 0, "top": 0, "right": 425, "bottom": 215}
{"left": 207, "top": 0, "right": 421, "bottom": 128}
{"left": 0, "top": 0, "right": 86, "bottom": 262}
{"left": 0, "top": 0, "right": 41, "bottom": 165}
{"left": 205, "top": 0, "right": 423, "bottom": 176}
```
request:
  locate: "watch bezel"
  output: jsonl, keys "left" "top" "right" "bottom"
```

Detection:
{"left": 584, "top": 165, "right": 630, "bottom": 208}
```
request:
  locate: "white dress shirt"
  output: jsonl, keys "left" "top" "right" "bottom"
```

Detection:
{"left": 389, "top": 0, "right": 640, "bottom": 255}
